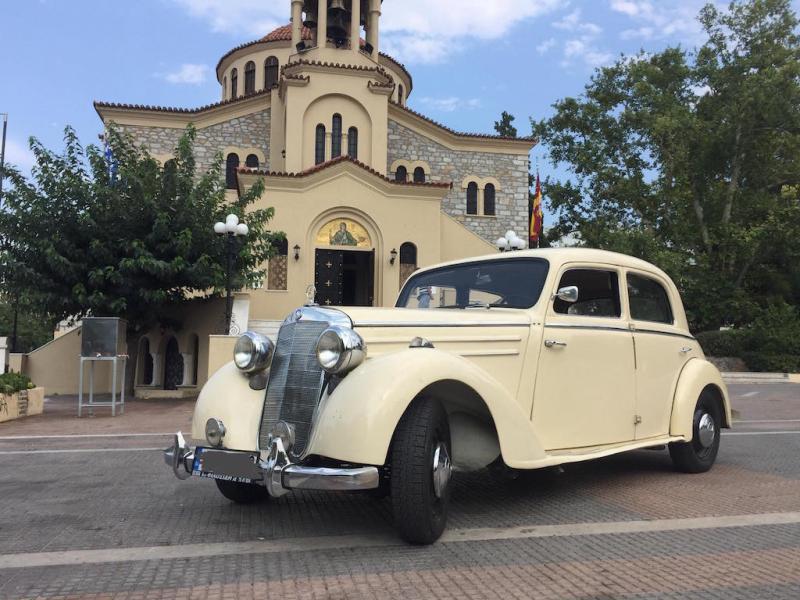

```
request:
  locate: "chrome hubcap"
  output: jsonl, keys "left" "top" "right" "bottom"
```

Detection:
{"left": 432, "top": 442, "right": 452, "bottom": 499}
{"left": 697, "top": 413, "right": 716, "bottom": 448}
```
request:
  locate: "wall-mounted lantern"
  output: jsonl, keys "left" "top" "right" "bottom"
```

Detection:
{"left": 389, "top": 248, "right": 398, "bottom": 265}
{"left": 293, "top": 244, "right": 301, "bottom": 261}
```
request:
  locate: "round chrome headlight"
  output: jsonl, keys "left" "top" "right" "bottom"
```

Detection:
{"left": 233, "top": 331, "right": 275, "bottom": 373}
{"left": 316, "top": 326, "right": 366, "bottom": 374}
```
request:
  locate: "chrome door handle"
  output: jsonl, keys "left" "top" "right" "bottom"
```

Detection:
{"left": 680, "top": 346, "right": 693, "bottom": 353}
{"left": 544, "top": 339, "right": 567, "bottom": 348}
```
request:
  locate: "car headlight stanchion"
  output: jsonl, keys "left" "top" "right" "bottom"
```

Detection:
{"left": 316, "top": 326, "right": 366, "bottom": 375}
{"left": 233, "top": 332, "right": 275, "bottom": 373}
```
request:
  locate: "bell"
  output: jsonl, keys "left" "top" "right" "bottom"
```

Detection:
{"left": 327, "top": 0, "right": 350, "bottom": 44}
{"left": 302, "top": 0, "right": 317, "bottom": 28}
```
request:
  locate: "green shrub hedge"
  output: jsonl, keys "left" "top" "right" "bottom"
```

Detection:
{"left": 0, "top": 372, "right": 35, "bottom": 395}
{"left": 696, "top": 302, "right": 800, "bottom": 372}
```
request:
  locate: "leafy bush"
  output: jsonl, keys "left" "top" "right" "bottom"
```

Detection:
{"left": 0, "top": 372, "right": 35, "bottom": 395}
{"left": 741, "top": 352, "right": 800, "bottom": 373}
{"left": 697, "top": 302, "right": 800, "bottom": 372}
{"left": 696, "top": 330, "right": 745, "bottom": 358}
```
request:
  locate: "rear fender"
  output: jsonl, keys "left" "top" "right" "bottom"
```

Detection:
{"left": 306, "top": 348, "right": 546, "bottom": 468}
{"left": 670, "top": 358, "right": 732, "bottom": 439}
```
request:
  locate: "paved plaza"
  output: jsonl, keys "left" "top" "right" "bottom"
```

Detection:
{"left": 0, "top": 384, "right": 798, "bottom": 599}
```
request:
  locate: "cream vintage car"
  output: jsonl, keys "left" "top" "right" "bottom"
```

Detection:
{"left": 165, "top": 248, "right": 731, "bottom": 544}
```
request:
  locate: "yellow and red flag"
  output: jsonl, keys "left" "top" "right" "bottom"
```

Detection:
{"left": 530, "top": 172, "right": 543, "bottom": 247}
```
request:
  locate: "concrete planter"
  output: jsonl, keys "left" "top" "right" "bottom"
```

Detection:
{"left": 0, "top": 387, "right": 45, "bottom": 423}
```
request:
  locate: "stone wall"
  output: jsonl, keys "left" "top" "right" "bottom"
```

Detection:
{"left": 387, "top": 120, "right": 530, "bottom": 244}
{"left": 117, "top": 109, "right": 271, "bottom": 173}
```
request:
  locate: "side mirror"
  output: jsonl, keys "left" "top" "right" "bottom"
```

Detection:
{"left": 555, "top": 286, "right": 579, "bottom": 303}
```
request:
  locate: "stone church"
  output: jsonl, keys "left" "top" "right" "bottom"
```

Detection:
{"left": 87, "top": 0, "right": 536, "bottom": 394}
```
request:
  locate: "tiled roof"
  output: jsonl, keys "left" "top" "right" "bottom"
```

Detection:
{"left": 93, "top": 89, "right": 270, "bottom": 116}
{"left": 390, "top": 101, "right": 537, "bottom": 143}
{"left": 215, "top": 24, "right": 413, "bottom": 92}
{"left": 238, "top": 155, "right": 453, "bottom": 188}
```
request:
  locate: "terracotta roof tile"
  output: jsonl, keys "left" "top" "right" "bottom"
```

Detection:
{"left": 238, "top": 155, "right": 452, "bottom": 189}
{"left": 93, "top": 89, "right": 270, "bottom": 116}
{"left": 216, "top": 24, "right": 413, "bottom": 92}
{"left": 390, "top": 101, "right": 537, "bottom": 143}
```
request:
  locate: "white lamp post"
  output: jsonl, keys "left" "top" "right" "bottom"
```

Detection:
{"left": 496, "top": 230, "right": 526, "bottom": 252}
{"left": 213, "top": 213, "right": 248, "bottom": 334}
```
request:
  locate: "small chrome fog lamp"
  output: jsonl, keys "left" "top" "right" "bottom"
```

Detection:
{"left": 205, "top": 418, "right": 226, "bottom": 447}
{"left": 233, "top": 332, "right": 275, "bottom": 373}
{"left": 316, "top": 326, "right": 366, "bottom": 375}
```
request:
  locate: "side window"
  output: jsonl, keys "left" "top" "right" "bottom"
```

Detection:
{"left": 554, "top": 269, "right": 621, "bottom": 318}
{"left": 627, "top": 273, "right": 673, "bottom": 324}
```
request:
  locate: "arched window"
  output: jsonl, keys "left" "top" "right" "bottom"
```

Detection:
{"left": 265, "top": 56, "right": 279, "bottom": 89}
{"left": 466, "top": 182, "right": 478, "bottom": 214}
{"left": 395, "top": 165, "right": 408, "bottom": 182}
{"left": 223, "top": 76, "right": 227, "bottom": 100}
{"left": 331, "top": 114, "right": 342, "bottom": 158}
{"left": 244, "top": 61, "right": 256, "bottom": 95}
{"left": 484, "top": 183, "right": 496, "bottom": 216}
{"left": 413, "top": 167, "right": 426, "bottom": 183}
{"left": 347, "top": 127, "right": 358, "bottom": 159}
{"left": 225, "top": 153, "right": 240, "bottom": 189}
{"left": 315, "top": 124, "right": 326, "bottom": 165}
{"left": 399, "top": 242, "right": 418, "bottom": 287}
{"left": 137, "top": 337, "right": 153, "bottom": 385}
{"left": 398, "top": 84, "right": 404, "bottom": 105}
{"left": 230, "top": 68, "right": 238, "bottom": 99}
{"left": 245, "top": 154, "right": 259, "bottom": 169}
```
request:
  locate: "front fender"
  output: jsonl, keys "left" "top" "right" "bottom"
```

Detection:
{"left": 191, "top": 361, "right": 263, "bottom": 451}
{"left": 306, "top": 348, "right": 546, "bottom": 468}
{"left": 669, "top": 358, "right": 732, "bottom": 439}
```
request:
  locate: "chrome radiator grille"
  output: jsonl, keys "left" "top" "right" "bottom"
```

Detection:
{"left": 258, "top": 320, "right": 328, "bottom": 457}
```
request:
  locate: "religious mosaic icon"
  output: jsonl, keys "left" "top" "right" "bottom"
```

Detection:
{"left": 316, "top": 218, "right": 371, "bottom": 248}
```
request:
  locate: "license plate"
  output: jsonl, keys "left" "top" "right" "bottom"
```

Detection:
{"left": 192, "top": 448, "right": 263, "bottom": 483}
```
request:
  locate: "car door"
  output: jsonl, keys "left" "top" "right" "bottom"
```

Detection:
{"left": 532, "top": 266, "right": 636, "bottom": 450}
{"left": 626, "top": 270, "right": 693, "bottom": 440}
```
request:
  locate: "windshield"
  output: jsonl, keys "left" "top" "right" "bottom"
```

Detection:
{"left": 396, "top": 258, "right": 550, "bottom": 310}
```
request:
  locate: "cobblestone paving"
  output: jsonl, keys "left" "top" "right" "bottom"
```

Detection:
{"left": 0, "top": 384, "right": 798, "bottom": 598}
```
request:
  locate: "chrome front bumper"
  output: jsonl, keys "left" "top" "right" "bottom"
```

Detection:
{"left": 163, "top": 432, "right": 379, "bottom": 497}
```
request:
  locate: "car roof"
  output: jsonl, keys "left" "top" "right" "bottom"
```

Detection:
{"left": 417, "top": 248, "right": 672, "bottom": 280}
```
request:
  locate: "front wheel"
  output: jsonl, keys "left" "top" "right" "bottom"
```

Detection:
{"left": 669, "top": 392, "right": 722, "bottom": 473}
{"left": 390, "top": 399, "right": 452, "bottom": 544}
{"left": 215, "top": 479, "right": 269, "bottom": 504}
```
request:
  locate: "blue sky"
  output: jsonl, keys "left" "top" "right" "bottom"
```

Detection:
{"left": 2, "top": 0, "right": 799, "bottom": 178}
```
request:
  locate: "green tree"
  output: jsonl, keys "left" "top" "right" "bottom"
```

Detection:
{"left": 533, "top": 0, "right": 800, "bottom": 330}
{"left": 494, "top": 111, "right": 518, "bottom": 138}
{"left": 0, "top": 125, "right": 282, "bottom": 383}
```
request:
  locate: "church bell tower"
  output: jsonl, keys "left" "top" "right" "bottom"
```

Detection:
{"left": 275, "top": 0, "right": 390, "bottom": 175}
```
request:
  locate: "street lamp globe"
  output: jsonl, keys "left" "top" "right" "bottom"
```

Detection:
{"left": 213, "top": 222, "right": 226, "bottom": 234}
{"left": 496, "top": 237, "right": 509, "bottom": 251}
{"left": 235, "top": 223, "right": 249, "bottom": 236}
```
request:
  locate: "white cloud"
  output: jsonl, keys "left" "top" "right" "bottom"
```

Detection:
{"left": 417, "top": 96, "right": 482, "bottom": 112}
{"left": 172, "top": 0, "right": 563, "bottom": 64}
{"left": 553, "top": 9, "right": 602, "bottom": 35}
{"left": 171, "top": 0, "right": 286, "bottom": 37}
{"left": 160, "top": 63, "right": 210, "bottom": 85}
{"left": 3, "top": 137, "right": 35, "bottom": 172}
{"left": 552, "top": 8, "right": 611, "bottom": 68}
{"left": 608, "top": 0, "right": 706, "bottom": 44}
{"left": 536, "top": 37, "right": 556, "bottom": 55}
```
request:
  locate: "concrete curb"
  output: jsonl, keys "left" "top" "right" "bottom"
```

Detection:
{"left": 722, "top": 372, "right": 800, "bottom": 384}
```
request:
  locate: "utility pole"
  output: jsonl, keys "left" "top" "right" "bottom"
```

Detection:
{"left": 0, "top": 113, "right": 14, "bottom": 353}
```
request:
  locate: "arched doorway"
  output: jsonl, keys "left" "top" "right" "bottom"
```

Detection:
{"left": 163, "top": 337, "right": 184, "bottom": 391}
{"left": 313, "top": 217, "right": 375, "bottom": 307}
{"left": 137, "top": 337, "right": 154, "bottom": 385}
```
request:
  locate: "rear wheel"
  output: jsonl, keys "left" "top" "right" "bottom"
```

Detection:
{"left": 390, "top": 399, "right": 452, "bottom": 544}
{"left": 215, "top": 479, "right": 268, "bottom": 504}
{"left": 669, "top": 392, "right": 722, "bottom": 473}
